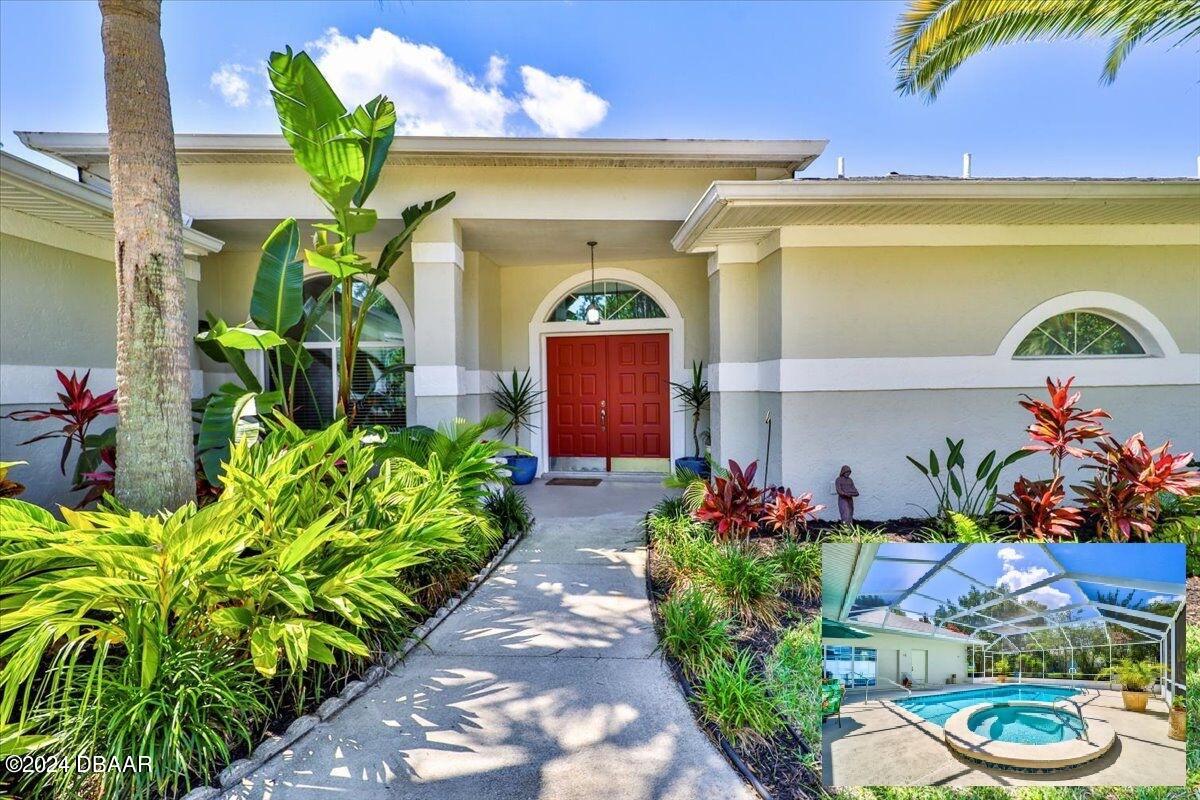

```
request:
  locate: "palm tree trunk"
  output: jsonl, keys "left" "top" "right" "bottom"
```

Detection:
{"left": 99, "top": 0, "right": 195, "bottom": 511}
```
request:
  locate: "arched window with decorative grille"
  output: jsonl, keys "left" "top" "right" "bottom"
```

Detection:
{"left": 546, "top": 280, "right": 667, "bottom": 322}
{"left": 272, "top": 275, "right": 409, "bottom": 429}
{"left": 1013, "top": 311, "right": 1146, "bottom": 358}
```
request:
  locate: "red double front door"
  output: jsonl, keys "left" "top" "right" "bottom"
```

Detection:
{"left": 547, "top": 333, "right": 670, "bottom": 469}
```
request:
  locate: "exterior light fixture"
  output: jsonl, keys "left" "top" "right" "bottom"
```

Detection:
{"left": 584, "top": 240, "right": 601, "bottom": 325}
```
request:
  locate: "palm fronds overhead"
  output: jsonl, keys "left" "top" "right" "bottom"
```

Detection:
{"left": 893, "top": 0, "right": 1200, "bottom": 100}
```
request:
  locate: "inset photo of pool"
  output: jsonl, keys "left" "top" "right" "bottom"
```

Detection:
{"left": 820, "top": 542, "right": 1187, "bottom": 787}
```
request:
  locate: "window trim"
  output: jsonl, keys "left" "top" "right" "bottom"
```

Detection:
{"left": 996, "top": 291, "right": 1176, "bottom": 360}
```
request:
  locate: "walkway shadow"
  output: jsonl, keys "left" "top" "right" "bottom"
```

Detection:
{"left": 225, "top": 657, "right": 741, "bottom": 800}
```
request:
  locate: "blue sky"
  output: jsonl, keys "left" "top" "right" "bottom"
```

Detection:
{"left": 1, "top": 0, "right": 1197, "bottom": 178}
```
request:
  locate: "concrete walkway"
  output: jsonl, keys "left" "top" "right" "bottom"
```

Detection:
{"left": 224, "top": 479, "right": 752, "bottom": 800}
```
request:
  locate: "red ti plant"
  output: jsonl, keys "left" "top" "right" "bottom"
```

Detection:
{"left": 72, "top": 444, "right": 116, "bottom": 509}
{"left": 761, "top": 489, "right": 825, "bottom": 538}
{"left": 694, "top": 459, "right": 763, "bottom": 540}
{"left": 1076, "top": 433, "right": 1200, "bottom": 541}
{"left": 1018, "top": 377, "right": 1109, "bottom": 476}
{"left": 2, "top": 369, "right": 117, "bottom": 476}
{"left": 1000, "top": 475, "right": 1084, "bottom": 539}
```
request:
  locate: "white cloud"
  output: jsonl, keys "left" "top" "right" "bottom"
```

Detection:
{"left": 308, "top": 28, "right": 516, "bottom": 136}
{"left": 996, "top": 547, "right": 1023, "bottom": 564}
{"left": 486, "top": 54, "right": 508, "bottom": 86}
{"left": 994, "top": 546, "right": 1070, "bottom": 610}
{"left": 210, "top": 64, "right": 253, "bottom": 108}
{"left": 519, "top": 65, "right": 609, "bottom": 137}
{"left": 209, "top": 31, "right": 608, "bottom": 138}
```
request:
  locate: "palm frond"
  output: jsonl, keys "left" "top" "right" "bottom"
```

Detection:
{"left": 893, "top": 0, "right": 1200, "bottom": 100}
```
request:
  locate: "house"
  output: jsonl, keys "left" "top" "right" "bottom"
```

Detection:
{"left": 2, "top": 133, "right": 1198, "bottom": 513}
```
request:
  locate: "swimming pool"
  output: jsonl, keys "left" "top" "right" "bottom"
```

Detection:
{"left": 895, "top": 685, "right": 1082, "bottom": 727}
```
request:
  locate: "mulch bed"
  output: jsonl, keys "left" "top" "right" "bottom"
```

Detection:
{"left": 647, "top": 534, "right": 822, "bottom": 800}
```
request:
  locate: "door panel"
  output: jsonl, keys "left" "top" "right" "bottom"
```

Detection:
{"left": 606, "top": 333, "right": 669, "bottom": 459}
{"left": 546, "top": 333, "right": 671, "bottom": 466}
{"left": 547, "top": 336, "right": 607, "bottom": 458}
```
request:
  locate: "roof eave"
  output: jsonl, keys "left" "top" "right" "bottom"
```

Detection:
{"left": 18, "top": 131, "right": 828, "bottom": 172}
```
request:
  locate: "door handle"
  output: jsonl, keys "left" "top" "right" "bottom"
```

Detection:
{"left": 600, "top": 399, "right": 607, "bottom": 430}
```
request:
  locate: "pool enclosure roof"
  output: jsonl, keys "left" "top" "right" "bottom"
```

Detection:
{"left": 827, "top": 543, "right": 1185, "bottom": 652}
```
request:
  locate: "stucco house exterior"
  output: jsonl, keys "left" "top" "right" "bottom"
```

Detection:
{"left": 2, "top": 133, "right": 1198, "bottom": 514}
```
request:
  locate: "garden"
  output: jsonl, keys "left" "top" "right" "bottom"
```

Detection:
{"left": 646, "top": 373, "right": 1199, "bottom": 800}
{"left": 0, "top": 45, "right": 538, "bottom": 800}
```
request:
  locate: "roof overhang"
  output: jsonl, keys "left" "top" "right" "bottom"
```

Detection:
{"left": 18, "top": 131, "right": 828, "bottom": 174}
{"left": 0, "top": 151, "right": 224, "bottom": 257}
{"left": 673, "top": 178, "right": 1200, "bottom": 253}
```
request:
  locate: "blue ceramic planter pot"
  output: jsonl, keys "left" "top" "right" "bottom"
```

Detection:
{"left": 506, "top": 455, "right": 538, "bottom": 485}
{"left": 674, "top": 456, "right": 709, "bottom": 478}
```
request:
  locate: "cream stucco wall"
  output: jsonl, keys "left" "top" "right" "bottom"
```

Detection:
{"left": 780, "top": 385, "right": 1199, "bottom": 521}
{"left": 823, "top": 631, "right": 970, "bottom": 687}
{"left": 177, "top": 164, "right": 756, "bottom": 222}
{"left": 776, "top": 244, "right": 1200, "bottom": 358}
{"left": 497, "top": 256, "right": 710, "bottom": 371}
{"left": 0, "top": 230, "right": 199, "bottom": 508}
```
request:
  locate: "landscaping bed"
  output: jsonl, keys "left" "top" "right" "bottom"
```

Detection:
{"left": 645, "top": 499, "right": 824, "bottom": 800}
{"left": 0, "top": 417, "right": 535, "bottom": 800}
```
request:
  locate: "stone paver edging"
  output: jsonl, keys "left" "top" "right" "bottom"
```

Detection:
{"left": 177, "top": 532, "right": 525, "bottom": 800}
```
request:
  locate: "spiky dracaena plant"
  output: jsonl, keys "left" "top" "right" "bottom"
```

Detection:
{"left": 668, "top": 360, "right": 711, "bottom": 458}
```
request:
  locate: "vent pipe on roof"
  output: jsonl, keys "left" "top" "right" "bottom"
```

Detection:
{"left": 836, "top": 156, "right": 845, "bottom": 178}
{"left": 962, "top": 152, "right": 972, "bottom": 179}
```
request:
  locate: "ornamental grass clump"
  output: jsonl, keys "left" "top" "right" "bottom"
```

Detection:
{"left": 771, "top": 538, "right": 821, "bottom": 601}
{"left": 660, "top": 587, "right": 735, "bottom": 675}
{"left": 694, "top": 651, "right": 784, "bottom": 746}
{"left": 483, "top": 485, "right": 535, "bottom": 539}
{"left": 696, "top": 542, "right": 784, "bottom": 626}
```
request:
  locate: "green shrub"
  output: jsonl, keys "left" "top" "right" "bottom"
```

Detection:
{"left": 484, "top": 485, "right": 535, "bottom": 539}
{"left": 693, "top": 651, "right": 784, "bottom": 746}
{"left": 1187, "top": 625, "right": 1198, "bottom": 788}
{"left": 0, "top": 413, "right": 509, "bottom": 796}
{"left": 768, "top": 620, "right": 822, "bottom": 752}
{"left": 772, "top": 538, "right": 820, "bottom": 600}
{"left": 818, "top": 524, "right": 890, "bottom": 543}
{"left": 648, "top": 495, "right": 688, "bottom": 522}
{"left": 21, "top": 636, "right": 268, "bottom": 799}
{"left": 660, "top": 587, "right": 735, "bottom": 674}
{"left": 654, "top": 532, "right": 717, "bottom": 587}
{"left": 696, "top": 543, "right": 783, "bottom": 625}
{"left": 920, "top": 512, "right": 1010, "bottom": 543}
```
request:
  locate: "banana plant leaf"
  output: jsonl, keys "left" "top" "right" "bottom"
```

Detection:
{"left": 197, "top": 384, "right": 283, "bottom": 483}
{"left": 352, "top": 96, "right": 397, "bottom": 207}
{"left": 267, "top": 46, "right": 363, "bottom": 210}
{"left": 250, "top": 218, "right": 304, "bottom": 334}
{"left": 195, "top": 314, "right": 263, "bottom": 392}
{"left": 377, "top": 192, "right": 457, "bottom": 274}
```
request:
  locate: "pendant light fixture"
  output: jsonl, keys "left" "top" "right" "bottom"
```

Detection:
{"left": 584, "top": 240, "right": 601, "bottom": 325}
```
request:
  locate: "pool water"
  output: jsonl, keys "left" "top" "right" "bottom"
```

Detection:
{"left": 895, "top": 685, "right": 1081, "bottom": 727}
{"left": 967, "top": 703, "right": 1085, "bottom": 745}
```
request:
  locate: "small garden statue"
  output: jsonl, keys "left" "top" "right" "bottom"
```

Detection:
{"left": 836, "top": 465, "right": 858, "bottom": 523}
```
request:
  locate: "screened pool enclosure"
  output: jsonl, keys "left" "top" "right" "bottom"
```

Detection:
{"left": 835, "top": 543, "right": 1186, "bottom": 701}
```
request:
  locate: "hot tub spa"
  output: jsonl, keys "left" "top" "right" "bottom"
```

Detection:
{"left": 941, "top": 700, "right": 1115, "bottom": 772}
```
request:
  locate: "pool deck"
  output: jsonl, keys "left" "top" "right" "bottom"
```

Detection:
{"left": 823, "top": 683, "right": 1185, "bottom": 787}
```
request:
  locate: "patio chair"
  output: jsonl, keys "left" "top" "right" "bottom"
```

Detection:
{"left": 821, "top": 679, "right": 845, "bottom": 728}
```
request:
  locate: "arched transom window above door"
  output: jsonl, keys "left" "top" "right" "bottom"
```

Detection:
{"left": 1013, "top": 311, "right": 1146, "bottom": 358}
{"left": 547, "top": 280, "right": 667, "bottom": 322}
{"left": 272, "top": 275, "right": 409, "bottom": 430}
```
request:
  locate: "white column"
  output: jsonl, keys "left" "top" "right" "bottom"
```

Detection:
{"left": 412, "top": 239, "right": 466, "bottom": 427}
